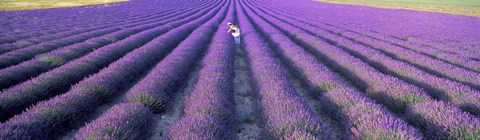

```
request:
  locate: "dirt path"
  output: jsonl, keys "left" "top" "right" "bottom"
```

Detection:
{"left": 233, "top": 45, "right": 265, "bottom": 140}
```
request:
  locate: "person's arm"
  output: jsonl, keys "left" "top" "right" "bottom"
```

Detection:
{"left": 227, "top": 27, "right": 232, "bottom": 33}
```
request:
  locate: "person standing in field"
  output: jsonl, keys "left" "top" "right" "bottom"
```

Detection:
{"left": 227, "top": 22, "right": 241, "bottom": 44}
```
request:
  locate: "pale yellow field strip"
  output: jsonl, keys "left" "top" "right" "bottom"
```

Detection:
{"left": 316, "top": 0, "right": 480, "bottom": 17}
{"left": 0, "top": 0, "right": 128, "bottom": 11}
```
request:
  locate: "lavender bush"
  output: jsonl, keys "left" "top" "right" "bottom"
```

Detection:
{"left": 75, "top": 103, "right": 154, "bottom": 140}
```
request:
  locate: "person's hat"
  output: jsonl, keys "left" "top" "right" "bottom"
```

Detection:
{"left": 227, "top": 22, "right": 232, "bottom": 25}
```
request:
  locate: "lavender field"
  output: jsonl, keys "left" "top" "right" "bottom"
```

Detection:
{"left": 1, "top": 0, "right": 479, "bottom": 139}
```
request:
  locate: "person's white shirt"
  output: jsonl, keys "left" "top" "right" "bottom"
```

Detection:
{"left": 231, "top": 27, "right": 240, "bottom": 37}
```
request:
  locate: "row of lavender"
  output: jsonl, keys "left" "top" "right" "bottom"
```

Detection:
{"left": 76, "top": 0, "right": 232, "bottom": 139}
{"left": 236, "top": 1, "right": 336, "bottom": 139}
{"left": 257, "top": 0, "right": 480, "bottom": 57}
{"left": 1, "top": 0, "right": 478, "bottom": 139}
{"left": 0, "top": 0, "right": 196, "bottom": 44}
{"left": 76, "top": 0, "right": 334, "bottom": 139}
{"left": 0, "top": 0, "right": 228, "bottom": 139}
{"left": 1, "top": 0, "right": 219, "bottom": 119}
{"left": 0, "top": 0, "right": 215, "bottom": 91}
{"left": 0, "top": 0, "right": 207, "bottom": 50}
{"left": 244, "top": 0, "right": 479, "bottom": 139}
{"left": 0, "top": 1, "right": 135, "bottom": 43}
{"left": 240, "top": 0, "right": 424, "bottom": 139}
{"left": 0, "top": 7, "right": 175, "bottom": 55}
{"left": 0, "top": 1, "right": 206, "bottom": 64}
{"left": 0, "top": 9, "right": 142, "bottom": 49}
{"left": 248, "top": 0, "right": 480, "bottom": 115}
{"left": 165, "top": 7, "right": 236, "bottom": 137}
{"left": 260, "top": 0, "right": 480, "bottom": 61}
{"left": 0, "top": 1, "right": 210, "bottom": 89}
{"left": 101, "top": 0, "right": 477, "bottom": 139}
{"left": 252, "top": 1, "right": 480, "bottom": 88}
{"left": 253, "top": 2, "right": 480, "bottom": 73}
{"left": 0, "top": 0, "right": 219, "bottom": 122}
{"left": 0, "top": 0, "right": 193, "bottom": 36}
